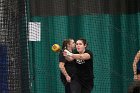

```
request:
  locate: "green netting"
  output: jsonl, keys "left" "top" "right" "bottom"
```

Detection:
{"left": 0, "top": 0, "right": 30, "bottom": 93}
{"left": 28, "top": 14, "right": 140, "bottom": 93}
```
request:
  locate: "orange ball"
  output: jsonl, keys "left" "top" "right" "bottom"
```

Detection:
{"left": 52, "top": 44, "right": 60, "bottom": 52}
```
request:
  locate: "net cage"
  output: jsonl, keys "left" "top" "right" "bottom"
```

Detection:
{"left": 0, "top": 0, "right": 29, "bottom": 93}
{"left": 1, "top": 0, "right": 140, "bottom": 93}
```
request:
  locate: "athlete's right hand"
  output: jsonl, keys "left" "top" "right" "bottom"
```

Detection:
{"left": 66, "top": 75, "right": 71, "bottom": 82}
{"left": 63, "top": 49, "right": 73, "bottom": 57}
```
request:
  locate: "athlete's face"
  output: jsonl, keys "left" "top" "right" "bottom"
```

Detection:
{"left": 69, "top": 40, "right": 75, "bottom": 49}
{"left": 76, "top": 40, "right": 86, "bottom": 53}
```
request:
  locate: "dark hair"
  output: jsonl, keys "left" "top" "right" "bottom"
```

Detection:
{"left": 77, "top": 38, "right": 88, "bottom": 46}
{"left": 62, "top": 39, "right": 73, "bottom": 50}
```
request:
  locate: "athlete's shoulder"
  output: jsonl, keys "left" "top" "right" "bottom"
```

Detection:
{"left": 85, "top": 49, "right": 93, "bottom": 57}
{"left": 85, "top": 49, "right": 92, "bottom": 53}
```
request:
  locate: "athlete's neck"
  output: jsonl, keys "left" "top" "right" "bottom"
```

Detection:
{"left": 79, "top": 49, "right": 85, "bottom": 54}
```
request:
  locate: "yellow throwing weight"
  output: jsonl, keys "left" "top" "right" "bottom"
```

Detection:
{"left": 52, "top": 44, "right": 60, "bottom": 52}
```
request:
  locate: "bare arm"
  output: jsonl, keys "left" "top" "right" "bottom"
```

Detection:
{"left": 59, "top": 62, "right": 69, "bottom": 77}
{"left": 71, "top": 53, "right": 91, "bottom": 60}
{"left": 59, "top": 62, "right": 71, "bottom": 82}
{"left": 63, "top": 49, "right": 91, "bottom": 61}
{"left": 133, "top": 51, "right": 140, "bottom": 75}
